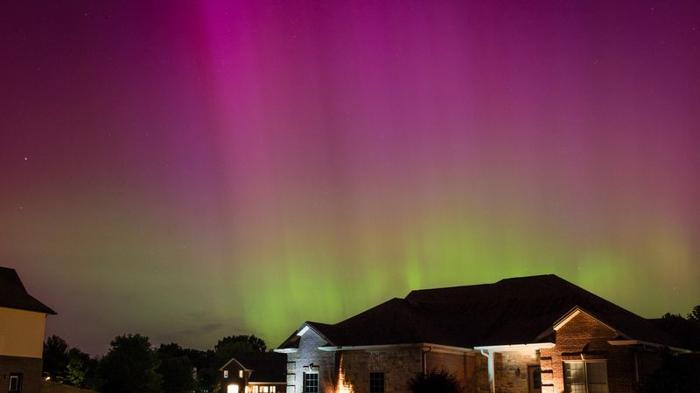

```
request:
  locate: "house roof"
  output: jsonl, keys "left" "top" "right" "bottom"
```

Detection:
{"left": 221, "top": 352, "right": 287, "bottom": 383}
{"left": 0, "top": 267, "right": 56, "bottom": 315}
{"left": 278, "top": 274, "right": 681, "bottom": 350}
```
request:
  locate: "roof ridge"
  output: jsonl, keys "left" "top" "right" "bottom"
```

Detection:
{"left": 406, "top": 274, "right": 564, "bottom": 297}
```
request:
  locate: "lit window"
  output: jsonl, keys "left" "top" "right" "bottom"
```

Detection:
{"left": 303, "top": 373, "right": 319, "bottom": 393}
{"left": 253, "top": 386, "right": 259, "bottom": 393}
{"left": 9, "top": 374, "right": 23, "bottom": 392}
{"left": 239, "top": 370, "right": 244, "bottom": 378}
{"left": 271, "top": 386, "right": 276, "bottom": 393}
{"left": 224, "top": 370, "right": 229, "bottom": 379}
{"left": 262, "top": 387, "right": 270, "bottom": 393}
{"left": 370, "top": 372, "right": 384, "bottom": 393}
{"left": 564, "top": 361, "right": 608, "bottom": 393}
{"left": 228, "top": 384, "right": 240, "bottom": 393}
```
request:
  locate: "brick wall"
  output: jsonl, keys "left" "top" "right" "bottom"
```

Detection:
{"left": 286, "top": 340, "right": 493, "bottom": 393}
{"left": 494, "top": 350, "right": 539, "bottom": 393}
{"left": 539, "top": 311, "right": 638, "bottom": 393}
{"left": 425, "top": 351, "right": 490, "bottom": 393}
{"left": 340, "top": 347, "right": 422, "bottom": 393}
{"left": 286, "top": 329, "right": 337, "bottom": 393}
{"left": 0, "top": 355, "right": 43, "bottom": 393}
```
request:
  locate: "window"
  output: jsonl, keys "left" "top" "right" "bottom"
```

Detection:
{"left": 564, "top": 361, "right": 608, "bottom": 393}
{"left": 9, "top": 374, "right": 22, "bottom": 392}
{"left": 261, "top": 387, "right": 270, "bottom": 393}
{"left": 303, "top": 373, "right": 319, "bottom": 393}
{"left": 370, "top": 372, "right": 384, "bottom": 393}
{"left": 270, "top": 386, "right": 276, "bottom": 393}
{"left": 227, "top": 384, "right": 240, "bottom": 393}
{"left": 239, "top": 370, "right": 244, "bottom": 378}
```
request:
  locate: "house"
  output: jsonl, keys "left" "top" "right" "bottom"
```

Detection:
{"left": 220, "top": 352, "right": 287, "bottom": 393}
{"left": 275, "top": 274, "right": 694, "bottom": 393}
{"left": 0, "top": 267, "right": 56, "bottom": 393}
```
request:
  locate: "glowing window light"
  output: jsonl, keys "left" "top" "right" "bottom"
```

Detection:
{"left": 228, "top": 384, "right": 240, "bottom": 393}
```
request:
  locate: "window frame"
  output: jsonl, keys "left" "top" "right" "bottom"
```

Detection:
{"left": 369, "top": 372, "right": 385, "bottom": 393}
{"left": 303, "top": 372, "right": 319, "bottom": 393}
{"left": 563, "top": 359, "right": 609, "bottom": 393}
{"left": 9, "top": 373, "right": 23, "bottom": 392}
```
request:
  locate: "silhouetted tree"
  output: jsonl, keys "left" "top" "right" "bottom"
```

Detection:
{"left": 65, "top": 347, "right": 98, "bottom": 388}
{"left": 157, "top": 343, "right": 196, "bottom": 393}
{"left": 688, "top": 305, "right": 700, "bottom": 322}
{"left": 189, "top": 349, "right": 218, "bottom": 393}
{"left": 639, "top": 352, "right": 700, "bottom": 393}
{"left": 409, "top": 370, "right": 462, "bottom": 393}
{"left": 215, "top": 335, "right": 266, "bottom": 360}
{"left": 43, "top": 335, "right": 69, "bottom": 380}
{"left": 98, "top": 334, "right": 162, "bottom": 393}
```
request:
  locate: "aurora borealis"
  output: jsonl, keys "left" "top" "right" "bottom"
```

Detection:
{"left": 1, "top": 1, "right": 699, "bottom": 355}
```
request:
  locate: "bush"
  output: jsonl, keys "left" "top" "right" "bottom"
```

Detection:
{"left": 409, "top": 370, "right": 462, "bottom": 393}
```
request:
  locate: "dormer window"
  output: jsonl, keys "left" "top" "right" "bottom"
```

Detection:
{"left": 224, "top": 370, "right": 229, "bottom": 379}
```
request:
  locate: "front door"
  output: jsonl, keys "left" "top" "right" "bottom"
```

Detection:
{"left": 528, "top": 366, "right": 542, "bottom": 393}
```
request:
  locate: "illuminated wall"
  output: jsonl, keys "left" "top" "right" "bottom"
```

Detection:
{"left": 0, "top": 307, "right": 47, "bottom": 359}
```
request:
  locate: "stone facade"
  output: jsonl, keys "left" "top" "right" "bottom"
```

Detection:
{"left": 0, "top": 355, "right": 43, "bottom": 393}
{"left": 425, "top": 351, "right": 490, "bottom": 393}
{"left": 285, "top": 312, "right": 670, "bottom": 393}
{"left": 539, "top": 310, "right": 657, "bottom": 393}
{"left": 494, "top": 350, "right": 540, "bottom": 393}
{"left": 340, "top": 347, "right": 422, "bottom": 393}
{"left": 286, "top": 333, "right": 494, "bottom": 393}
{"left": 287, "top": 329, "right": 337, "bottom": 393}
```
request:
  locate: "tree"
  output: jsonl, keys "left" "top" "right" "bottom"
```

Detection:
{"left": 639, "top": 352, "right": 700, "bottom": 393}
{"left": 214, "top": 335, "right": 266, "bottom": 364}
{"left": 157, "top": 343, "right": 195, "bottom": 393}
{"left": 409, "top": 370, "right": 463, "bottom": 393}
{"left": 213, "top": 335, "right": 266, "bottom": 369}
{"left": 688, "top": 305, "right": 700, "bottom": 322}
{"left": 98, "top": 334, "right": 162, "bottom": 393}
{"left": 65, "top": 347, "right": 98, "bottom": 388}
{"left": 43, "top": 335, "right": 69, "bottom": 380}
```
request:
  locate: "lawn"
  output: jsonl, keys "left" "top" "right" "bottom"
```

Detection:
{"left": 41, "top": 382, "right": 96, "bottom": 393}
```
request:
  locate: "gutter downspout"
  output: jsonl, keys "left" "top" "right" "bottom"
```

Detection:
{"left": 422, "top": 346, "right": 432, "bottom": 375}
{"left": 480, "top": 349, "right": 495, "bottom": 393}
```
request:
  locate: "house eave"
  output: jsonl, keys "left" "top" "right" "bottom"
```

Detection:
{"left": 273, "top": 348, "right": 298, "bottom": 354}
{"left": 607, "top": 340, "right": 693, "bottom": 354}
{"left": 474, "top": 342, "right": 556, "bottom": 352}
{"left": 318, "top": 342, "right": 475, "bottom": 354}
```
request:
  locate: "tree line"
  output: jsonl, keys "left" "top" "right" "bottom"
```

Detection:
{"left": 43, "top": 306, "right": 699, "bottom": 393}
{"left": 43, "top": 333, "right": 268, "bottom": 393}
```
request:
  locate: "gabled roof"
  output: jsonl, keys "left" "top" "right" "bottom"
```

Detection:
{"left": 221, "top": 352, "right": 286, "bottom": 383}
{"left": 0, "top": 267, "right": 56, "bottom": 314}
{"left": 277, "top": 274, "right": 681, "bottom": 350}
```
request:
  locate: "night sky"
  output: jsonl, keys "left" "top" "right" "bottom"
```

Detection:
{"left": 1, "top": 1, "right": 699, "bottom": 355}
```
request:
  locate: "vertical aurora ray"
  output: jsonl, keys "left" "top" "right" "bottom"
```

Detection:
{"left": 0, "top": 0, "right": 698, "bottom": 353}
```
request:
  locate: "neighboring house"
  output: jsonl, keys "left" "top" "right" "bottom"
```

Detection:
{"left": 0, "top": 267, "right": 56, "bottom": 393}
{"left": 276, "top": 274, "right": 693, "bottom": 393}
{"left": 220, "top": 352, "right": 287, "bottom": 393}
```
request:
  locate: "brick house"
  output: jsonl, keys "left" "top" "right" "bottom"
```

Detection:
{"left": 275, "top": 275, "right": 694, "bottom": 393}
{"left": 0, "top": 267, "right": 56, "bottom": 393}
{"left": 220, "top": 352, "right": 287, "bottom": 393}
